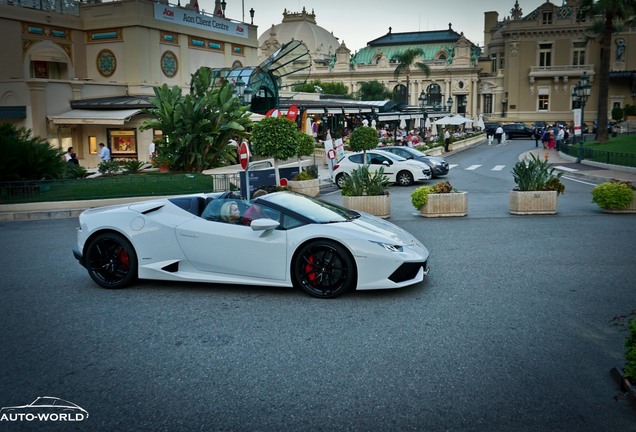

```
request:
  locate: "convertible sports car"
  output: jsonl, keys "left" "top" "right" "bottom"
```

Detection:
{"left": 73, "top": 191, "right": 429, "bottom": 299}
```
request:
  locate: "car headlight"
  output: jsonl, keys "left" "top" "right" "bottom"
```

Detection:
{"left": 370, "top": 241, "right": 403, "bottom": 252}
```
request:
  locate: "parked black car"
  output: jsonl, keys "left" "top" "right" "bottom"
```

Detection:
{"left": 381, "top": 146, "right": 450, "bottom": 178}
{"left": 502, "top": 123, "right": 535, "bottom": 139}
{"left": 483, "top": 122, "right": 500, "bottom": 136}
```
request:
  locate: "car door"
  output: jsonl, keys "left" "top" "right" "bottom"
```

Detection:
{"left": 175, "top": 212, "right": 287, "bottom": 281}
{"left": 367, "top": 152, "right": 396, "bottom": 181}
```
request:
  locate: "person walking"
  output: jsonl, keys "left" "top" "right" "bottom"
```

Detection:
{"left": 495, "top": 125, "right": 504, "bottom": 144}
{"left": 64, "top": 147, "right": 73, "bottom": 161}
{"left": 98, "top": 142, "right": 110, "bottom": 161}
{"left": 444, "top": 128, "right": 451, "bottom": 152}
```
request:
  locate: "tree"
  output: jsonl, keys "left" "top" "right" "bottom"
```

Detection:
{"left": 393, "top": 48, "right": 431, "bottom": 104}
{"left": 348, "top": 125, "right": 379, "bottom": 162}
{"left": 0, "top": 123, "right": 65, "bottom": 181}
{"left": 357, "top": 80, "right": 392, "bottom": 101}
{"left": 579, "top": 0, "right": 636, "bottom": 143}
{"left": 250, "top": 116, "right": 299, "bottom": 185}
{"left": 292, "top": 79, "right": 350, "bottom": 97}
{"left": 141, "top": 67, "right": 253, "bottom": 172}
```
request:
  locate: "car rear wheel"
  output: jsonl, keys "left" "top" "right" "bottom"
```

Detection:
{"left": 396, "top": 170, "right": 414, "bottom": 186}
{"left": 85, "top": 232, "right": 138, "bottom": 289}
{"left": 292, "top": 240, "right": 356, "bottom": 299}
{"left": 335, "top": 173, "right": 346, "bottom": 189}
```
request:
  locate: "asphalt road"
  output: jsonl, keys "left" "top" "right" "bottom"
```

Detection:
{"left": 1, "top": 140, "right": 635, "bottom": 431}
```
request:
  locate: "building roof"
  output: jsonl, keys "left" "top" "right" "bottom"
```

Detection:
{"left": 367, "top": 27, "right": 463, "bottom": 47}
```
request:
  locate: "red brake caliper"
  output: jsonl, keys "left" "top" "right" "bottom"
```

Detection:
{"left": 304, "top": 255, "right": 317, "bottom": 286}
{"left": 118, "top": 247, "right": 129, "bottom": 270}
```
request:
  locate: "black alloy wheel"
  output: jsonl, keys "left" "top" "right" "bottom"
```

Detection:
{"left": 85, "top": 232, "right": 138, "bottom": 289}
{"left": 335, "top": 173, "right": 346, "bottom": 189}
{"left": 292, "top": 240, "right": 356, "bottom": 299}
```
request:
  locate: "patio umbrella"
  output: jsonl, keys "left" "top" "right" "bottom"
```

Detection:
{"left": 434, "top": 115, "right": 473, "bottom": 126}
{"left": 400, "top": 118, "right": 407, "bottom": 129}
{"left": 371, "top": 119, "right": 377, "bottom": 129}
{"left": 424, "top": 117, "right": 431, "bottom": 129}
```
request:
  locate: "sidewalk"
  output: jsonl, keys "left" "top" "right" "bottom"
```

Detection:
{"left": 2, "top": 144, "right": 635, "bottom": 221}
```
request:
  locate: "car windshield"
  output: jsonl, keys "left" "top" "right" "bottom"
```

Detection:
{"left": 262, "top": 192, "right": 359, "bottom": 223}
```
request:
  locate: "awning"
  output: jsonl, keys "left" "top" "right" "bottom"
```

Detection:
{"left": 47, "top": 109, "right": 141, "bottom": 125}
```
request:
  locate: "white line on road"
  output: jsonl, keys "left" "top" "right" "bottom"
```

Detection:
{"left": 562, "top": 176, "right": 598, "bottom": 186}
{"left": 492, "top": 165, "right": 506, "bottom": 171}
{"left": 466, "top": 165, "right": 481, "bottom": 170}
{"left": 554, "top": 165, "right": 579, "bottom": 172}
{"left": 449, "top": 164, "right": 459, "bottom": 170}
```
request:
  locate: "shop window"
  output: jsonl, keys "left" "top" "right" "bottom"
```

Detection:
{"left": 88, "top": 136, "right": 97, "bottom": 154}
{"left": 109, "top": 130, "right": 137, "bottom": 156}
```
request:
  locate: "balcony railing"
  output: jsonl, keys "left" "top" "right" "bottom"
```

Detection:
{"left": 529, "top": 64, "right": 594, "bottom": 78}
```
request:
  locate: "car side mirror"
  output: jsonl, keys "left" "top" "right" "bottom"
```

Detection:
{"left": 382, "top": 160, "right": 391, "bottom": 166}
{"left": 250, "top": 218, "right": 279, "bottom": 232}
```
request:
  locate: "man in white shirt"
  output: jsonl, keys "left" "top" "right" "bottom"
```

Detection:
{"left": 64, "top": 147, "right": 73, "bottom": 161}
{"left": 98, "top": 143, "right": 111, "bottom": 161}
{"left": 495, "top": 125, "right": 504, "bottom": 144}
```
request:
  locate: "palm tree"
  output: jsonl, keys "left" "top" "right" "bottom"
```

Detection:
{"left": 393, "top": 48, "right": 431, "bottom": 105}
{"left": 579, "top": 0, "right": 636, "bottom": 143}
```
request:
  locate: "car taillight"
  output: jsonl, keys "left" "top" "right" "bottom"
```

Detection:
{"left": 333, "top": 164, "right": 340, "bottom": 170}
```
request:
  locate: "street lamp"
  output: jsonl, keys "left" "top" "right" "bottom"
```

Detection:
{"left": 572, "top": 71, "right": 592, "bottom": 163}
{"left": 418, "top": 90, "right": 427, "bottom": 129}
{"left": 249, "top": 8, "right": 255, "bottom": 25}
{"left": 501, "top": 98, "right": 508, "bottom": 117}
{"left": 446, "top": 96, "right": 453, "bottom": 113}
{"left": 220, "top": 0, "right": 226, "bottom": 17}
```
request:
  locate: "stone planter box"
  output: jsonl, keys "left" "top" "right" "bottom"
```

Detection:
{"left": 509, "top": 190, "right": 558, "bottom": 215}
{"left": 601, "top": 191, "right": 636, "bottom": 213}
{"left": 288, "top": 179, "right": 320, "bottom": 197}
{"left": 418, "top": 192, "right": 468, "bottom": 217}
{"left": 342, "top": 194, "right": 390, "bottom": 219}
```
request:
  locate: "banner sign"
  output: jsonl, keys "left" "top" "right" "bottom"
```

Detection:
{"left": 154, "top": 4, "right": 248, "bottom": 39}
{"left": 572, "top": 108, "right": 582, "bottom": 136}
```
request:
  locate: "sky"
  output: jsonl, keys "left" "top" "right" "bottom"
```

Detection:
{"left": 208, "top": 0, "right": 551, "bottom": 51}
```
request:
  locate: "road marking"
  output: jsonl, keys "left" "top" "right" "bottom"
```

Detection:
{"left": 554, "top": 165, "right": 579, "bottom": 172}
{"left": 449, "top": 164, "right": 459, "bottom": 170}
{"left": 466, "top": 165, "right": 481, "bottom": 170}
{"left": 562, "top": 176, "right": 597, "bottom": 186}
{"left": 492, "top": 165, "right": 505, "bottom": 171}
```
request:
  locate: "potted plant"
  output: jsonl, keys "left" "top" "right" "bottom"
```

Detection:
{"left": 411, "top": 181, "right": 467, "bottom": 217}
{"left": 339, "top": 125, "right": 391, "bottom": 218}
{"left": 288, "top": 168, "right": 320, "bottom": 197}
{"left": 152, "top": 151, "right": 174, "bottom": 172}
{"left": 611, "top": 311, "right": 636, "bottom": 401}
{"left": 509, "top": 153, "right": 565, "bottom": 215}
{"left": 288, "top": 131, "right": 320, "bottom": 197}
{"left": 341, "top": 165, "right": 391, "bottom": 218}
{"left": 591, "top": 180, "right": 636, "bottom": 213}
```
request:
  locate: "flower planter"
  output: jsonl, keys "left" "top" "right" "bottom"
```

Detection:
{"left": 601, "top": 191, "right": 636, "bottom": 214}
{"left": 343, "top": 194, "right": 390, "bottom": 219}
{"left": 288, "top": 179, "right": 320, "bottom": 197}
{"left": 509, "top": 190, "right": 558, "bottom": 215}
{"left": 611, "top": 367, "right": 636, "bottom": 401}
{"left": 418, "top": 192, "right": 467, "bottom": 217}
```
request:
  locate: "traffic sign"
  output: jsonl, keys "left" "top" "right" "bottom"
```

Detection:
{"left": 327, "top": 149, "right": 336, "bottom": 160}
{"left": 239, "top": 142, "right": 250, "bottom": 170}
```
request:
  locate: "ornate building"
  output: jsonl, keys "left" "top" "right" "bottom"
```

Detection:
{"left": 0, "top": 0, "right": 258, "bottom": 167}
{"left": 481, "top": 0, "right": 635, "bottom": 124}
{"left": 259, "top": 1, "right": 635, "bottom": 125}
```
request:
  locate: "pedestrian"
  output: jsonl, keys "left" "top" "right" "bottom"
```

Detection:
{"left": 542, "top": 128, "right": 550, "bottom": 149}
{"left": 98, "top": 142, "right": 111, "bottom": 161}
{"left": 67, "top": 152, "right": 79, "bottom": 166}
{"left": 495, "top": 125, "right": 504, "bottom": 144}
{"left": 444, "top": 128, "right": 451, "bottom": 152}
{"left": 64, "top": 147, "right": 73, "bottom": 161}
{"left": 533, "top": 127, "right": 541, "bottom": 147}
{"left": 556, "top": 126, "right": 565, "bottom": 151}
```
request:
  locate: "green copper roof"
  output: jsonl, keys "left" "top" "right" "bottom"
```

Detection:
{"left": 353, "top": 43, "right": 455, "bottom": 64}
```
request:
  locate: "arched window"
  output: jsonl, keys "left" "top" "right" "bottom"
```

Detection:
{"left": 427, "top": 83, "right": 442, "bottom": 107}
{"left": 392, "top": 84, "right": 407, "bottom": 105}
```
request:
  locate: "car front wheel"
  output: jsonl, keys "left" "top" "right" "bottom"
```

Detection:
{"left": 396, "top": 170, "right": 414, "bottom": 186}
{"left": 292, "top": 240, "right": 356, "bottom": 299}
{"left": 85, "top": 232, "right": 138, "bottom": 289}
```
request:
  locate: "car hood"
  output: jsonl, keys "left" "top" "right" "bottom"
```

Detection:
{"left": 348, "top": 213, "right": 421, "bottom": 246}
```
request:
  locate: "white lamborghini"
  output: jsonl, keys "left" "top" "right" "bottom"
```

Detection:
{"left": 73, "top": 191, "right": 429, "bottom": 299}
